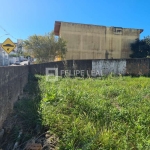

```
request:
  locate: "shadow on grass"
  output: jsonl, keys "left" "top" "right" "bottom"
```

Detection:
{"left": 0, "top": 74, "right": 44, "bottom": 150}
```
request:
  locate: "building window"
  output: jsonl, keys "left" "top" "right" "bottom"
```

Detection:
{"left": 114, "top": 27, "right": 123, "bottom": 35}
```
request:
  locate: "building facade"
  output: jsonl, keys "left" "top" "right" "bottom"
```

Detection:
{"left": 54, "top": 21, "right": 143, "bottom": 60}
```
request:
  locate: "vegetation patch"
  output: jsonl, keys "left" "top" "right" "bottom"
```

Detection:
{"left": 1, "top": 75, "right": 150, "bottom": 149}
{"left": 38, "top": 76, "right": 150, "bottom": 150}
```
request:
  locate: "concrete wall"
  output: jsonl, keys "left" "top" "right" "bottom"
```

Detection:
{"left": 29, "top": 59, "right": 150, "bottom": 76}
{"left": 29, "top": 60, "right": 92, "bottom": 76}
{"left": 54, "top": 21, "right": 142, "bottom": 60}
{"left": 92, "top": 60, "right": 126, "bottom": 75}
{"left": 92, "top": 59, "right": 150, "bottom": 76}
{"left": 126, "top": 59, "right": 150, "bottom": 75}
{"left": 0, "top": 66, "right": 28, "bottom": 129}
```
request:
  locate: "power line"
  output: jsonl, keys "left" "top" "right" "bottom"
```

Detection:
{"left": 0, "top": 25, "right": 17, "bottom": 40}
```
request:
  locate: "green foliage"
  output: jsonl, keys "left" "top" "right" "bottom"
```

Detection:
{"left": 38, "top": 76, "right": 150, "bottom": 149}
{"left": 23, "top": 32, "right": 67, "bottom": 63}
{"left": 130, "top": 36, "right": 150, "bottom": 58}
{"left": 9, "top": 54, "right": 18, "bottom": 57}
{"left": 15, "top": 82, "right": 42, "bottom": 146}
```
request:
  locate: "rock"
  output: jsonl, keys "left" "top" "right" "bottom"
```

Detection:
{"left": 0, "top": 129, "right": 4, "bottom": 140}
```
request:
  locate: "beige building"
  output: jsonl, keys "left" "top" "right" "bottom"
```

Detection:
{"left": 54, "top": 21, "right": 143, "bottom": 60}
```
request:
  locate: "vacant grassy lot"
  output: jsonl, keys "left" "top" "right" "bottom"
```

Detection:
{"left": 38, "top": 76, "right": 150, "bottom": 150}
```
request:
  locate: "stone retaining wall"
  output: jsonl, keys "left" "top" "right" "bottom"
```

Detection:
{"left": 0, "top": 66, "right": 28, "bottom": 129}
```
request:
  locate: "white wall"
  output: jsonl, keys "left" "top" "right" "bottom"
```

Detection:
{"left": 9, "top": 57, "right": 21, "bottom": 64}
{"left": 92, "top": 60, "right": 126, "bottom": 76}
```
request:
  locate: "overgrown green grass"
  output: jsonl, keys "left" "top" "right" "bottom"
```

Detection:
{"left": 38, "top": 76, "right": 150, "bottom": 150}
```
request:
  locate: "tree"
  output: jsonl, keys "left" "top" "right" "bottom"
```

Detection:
{"left": 23, "top": 32, "right": 67, "bottom": 63}
{"left": 130, "top": 36, "right": 150, "bottom": 58}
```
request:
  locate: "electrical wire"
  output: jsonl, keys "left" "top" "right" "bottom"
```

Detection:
{"left": 0, "top": 25, "right": 17, "bottom": 40}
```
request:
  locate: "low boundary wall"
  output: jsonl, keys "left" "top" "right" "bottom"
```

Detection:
{"left": 0, "top": 66, "right": 28, "bottom": 129}
{"left": 29, "top": 58, "right": 150, "bottom": 76}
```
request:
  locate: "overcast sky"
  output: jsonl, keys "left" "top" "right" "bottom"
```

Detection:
{"left": 0, "top": 0, "right": 149, "bottom": 43}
